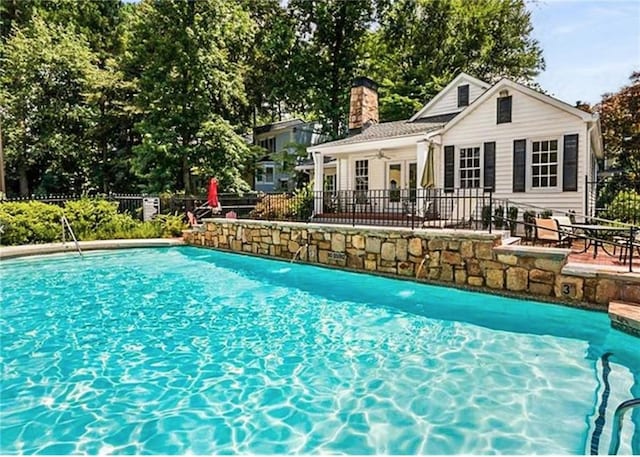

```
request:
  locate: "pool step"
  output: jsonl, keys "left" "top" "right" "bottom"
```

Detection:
{"left": 608, "top": 301, "right": 640, "bottom": 337}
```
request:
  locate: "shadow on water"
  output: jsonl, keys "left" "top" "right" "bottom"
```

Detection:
{"left": 180, "top": 247, "right": 640, "bottom": 371}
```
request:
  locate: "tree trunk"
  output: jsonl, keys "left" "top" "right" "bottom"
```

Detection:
{"left": 183, "top": 156, "right": 192, "bottom": 195}
{"left": 19, "top": 166, "right": 28, "bottom": 196}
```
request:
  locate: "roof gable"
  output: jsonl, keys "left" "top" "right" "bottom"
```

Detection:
{"left": 409, "top": 72, "right": 490, "bottom": 121}
{"left": 442, "top": 78, "right": 596, "bottom": 133}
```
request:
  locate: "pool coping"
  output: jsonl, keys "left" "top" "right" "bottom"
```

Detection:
{"left": 0, "top": 238, "right": 185, "bottom": 260}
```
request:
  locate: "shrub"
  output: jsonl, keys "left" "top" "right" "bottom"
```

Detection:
{"left": 523, "top": 210, "right": 536, "bottom": 240}
{"left": 507, "top": 207, "right": 519, "bottom": 236}
{"left": 481, "top": 206, "right": 492, "bottom": 230}
{"left": 290, "top": 182, "right": 314, "bottom": 220}
{"left": 0, "top": 201, "right": 63, "bottom": 245}
{"left": 0, "top": 199, "right": 187, "bottom": 246}
{"left": 249, "top": 193, "right": 293, "bottom": 220}
{"left": 493, "top": 205, "right": 505, "bottom": 229}
{"left": 605, "top": 190, "right": 640, "bottom": 224}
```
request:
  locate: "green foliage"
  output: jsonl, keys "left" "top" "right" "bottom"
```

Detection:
{"left": 605, "top": 190, "right": 640, "bottom": 224}
{"left": 523, "top": 210, "right": 536, "bottom": 240}
{"left": 507, "top": 207, "right": 519, "bottom": 236}
{"left": 0, "top": 199, "right": 186, "bottom": 245}
{"left": 289, "top": 182, "right": 314, "bottom": 220}
{"left": 0, "top": 15, "right": 99, "bottom": 195}
{"left": 493, "top": 205, "right": 505, "bottom": 229}
{"left": 481, "top": 205, "right": 492, "bottom": 230}
{"left": 128, "top": 0, "right": 254, "bottom": 194}
{"left": 367, "top": 0, "right": 544, "bottom": 116}
{"left": 249, "top": 194, "right": 294, "bottom": 220}
{"left": 0, "top": 201, "right": 63, "bottom": 245}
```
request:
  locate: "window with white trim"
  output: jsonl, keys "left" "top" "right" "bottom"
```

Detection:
{"left": 258, "top": 137, "right": 276, "bottom": 153}
{"left": 324, "top": 174, "right": 336, "bottom": 194}
{"left": 355, "top": 160, "right": 368, "bottom": 191}
{"left": 459, "top": 147, "right": 481, "bottom": 188}
{"left": 256, "top": 164, "right": 274, "bottom": 184}
{"left": 531, "top": 139, "right": 558, "bottom": 188}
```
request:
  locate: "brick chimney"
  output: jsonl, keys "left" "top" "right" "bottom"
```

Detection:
{"left": 348, "top": 76, "right": 379, "bottom": 134}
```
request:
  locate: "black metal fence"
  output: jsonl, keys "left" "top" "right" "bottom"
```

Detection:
{"left": 310, "top": 188, "right": 493, "bottom": 230}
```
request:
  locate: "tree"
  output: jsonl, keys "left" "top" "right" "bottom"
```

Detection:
{"left": 367, "top": 0, "right": 544, "bottom": 121}
{"left": 290, "top": 0, "right": 377, "bottom": 137}
{"left": 597, "top": 72, "right": 640, "bottom": 180}
{"left": 127, "top": 0, "right": 254, "bottom": 194}
{"left": 0, "top": 16, "right": 99, "bottom": 195}
{"left": 593, "top": 71, "right": 640, "bottom": 216}
{"left": 243, "top": 0, "right": 310, "bottom": 124}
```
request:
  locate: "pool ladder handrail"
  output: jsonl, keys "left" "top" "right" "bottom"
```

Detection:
{"left": 61, "top": 215, "right": 83, "bottom": 257}
{"left": 608, "top": 398, "right": 640, "bottom": 455}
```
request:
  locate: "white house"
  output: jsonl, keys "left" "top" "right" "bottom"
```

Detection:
{"left": 308, "top": 73, "right": 603, "bottom": 220}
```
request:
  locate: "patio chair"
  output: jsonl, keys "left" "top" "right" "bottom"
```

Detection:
{"left": 535, "top": 218, "right": 571, "bottom": 247}
{"left": 614, "top": 230, "right": 640, "bottom": 264}
{"left": 553, "top": 216, "right": 577, "bottom": 247}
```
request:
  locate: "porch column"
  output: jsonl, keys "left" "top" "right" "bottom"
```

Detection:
{"left": 416, "top": 140, "right": 427, "bottom": 217}
{"left": 313, "top": 152, "right": 324, "bottom": 215}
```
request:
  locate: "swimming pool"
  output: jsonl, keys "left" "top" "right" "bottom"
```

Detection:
{"left": 1, "top": 246, "right": 638, "bottom": 454}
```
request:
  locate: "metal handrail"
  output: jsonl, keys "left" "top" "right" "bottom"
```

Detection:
{"left": 61, "top": 215, "right": 82, "bottom": 257}
{"left": 608, "top": 398, "right": 640, "bottom": 454}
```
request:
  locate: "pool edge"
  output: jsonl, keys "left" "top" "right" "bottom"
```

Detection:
{"left": 0, "top": 238, "right": 185, "bottom": 260}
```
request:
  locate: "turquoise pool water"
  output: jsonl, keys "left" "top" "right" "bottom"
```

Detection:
{"left": 1, "top": 246, "right": 639, "bottom": 454}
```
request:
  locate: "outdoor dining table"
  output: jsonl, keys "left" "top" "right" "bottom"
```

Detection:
{"left": 565, "top": 224, "right": 633, "bottom": 259}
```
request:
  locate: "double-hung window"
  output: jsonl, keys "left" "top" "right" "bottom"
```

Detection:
{"left": 355, "top": 160, "right": 369, "bottom": 191}
{"left": 256, "top": 164, "right": 274, "bottom": 184}
{"left": 459, "top": 147, "right": 481, "bottom": 188}
{"left": 531, "top": 139, "right": 558, "bottom": 188}
{"left": 258, "top": 137, "right": 276, "bottom": 153}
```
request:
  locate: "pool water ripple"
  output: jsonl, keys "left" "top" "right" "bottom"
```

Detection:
{"left": 1, "top": 247, "right": 638, "bottom": 454}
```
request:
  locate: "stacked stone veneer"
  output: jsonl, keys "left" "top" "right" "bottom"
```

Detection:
{"left": 184, "top": 219, "right": 640, "bottom": 311}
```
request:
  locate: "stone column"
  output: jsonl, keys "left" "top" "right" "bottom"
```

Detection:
{"left": 313, "top": 151, "right": 324, "bottom": 215}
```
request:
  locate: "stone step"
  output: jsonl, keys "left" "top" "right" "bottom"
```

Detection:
{"left": 608, "top": 301, "right": 640, "bottom": 337}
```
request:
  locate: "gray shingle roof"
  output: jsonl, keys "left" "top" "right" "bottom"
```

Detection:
{"left": 314, "top": 120, "right": 443, "bottom": 148}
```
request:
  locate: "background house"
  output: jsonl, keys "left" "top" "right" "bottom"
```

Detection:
{"left": 308, "top": 73, "right": 603, "bottom": 218}
{"left": 253, "top": 119, "right": 324, "bottom": 192}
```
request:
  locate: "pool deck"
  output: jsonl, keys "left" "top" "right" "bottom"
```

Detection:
{"left": 0, "top": 238, "right": 185, "bottom": 260}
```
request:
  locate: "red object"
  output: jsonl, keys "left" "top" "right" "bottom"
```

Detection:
{"left": 207, "top": 178, "right": 219, "bottom": 208}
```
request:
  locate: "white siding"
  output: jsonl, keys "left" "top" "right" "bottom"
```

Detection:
{"left": 442, "top": 86, "right": 588, "bottom": 215}
{"left": 334, "top": 148, "right": 417, "bottom": 191}
{"left": 418, "top": 78, "right": 487, "bottom": 118}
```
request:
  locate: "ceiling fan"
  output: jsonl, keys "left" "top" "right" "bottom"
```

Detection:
{"left": 365, "top": 149, "right": 392, "bottom": 160}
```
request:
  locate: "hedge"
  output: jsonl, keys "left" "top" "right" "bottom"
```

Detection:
{"left": 0, "top": 199, "right": 186, "bottom": 246}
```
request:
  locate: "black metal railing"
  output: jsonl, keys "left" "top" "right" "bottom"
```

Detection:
{"left": 492, "top": 198, "right": 639, "bottom": 272}
{"left": 310, "top": 188, "right": 493, "bottom": 230}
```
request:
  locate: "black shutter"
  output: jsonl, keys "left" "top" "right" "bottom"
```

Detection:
{"left": 497, "top": 96, "right": 512, "bottom": 124}
{"left": 513, "top": 139, "right": 526, "bottom": 192}
{"left": 444, "top": 145, "right": 455, "bottom": 193}
{"left": 457, "top": 85, "right": 469, "bottom": 107}
{"left": 563, "top": 134, "right": 579, "bottom": 191}
{"left": 483, "top": 142, "right": 496, "bottom": 192}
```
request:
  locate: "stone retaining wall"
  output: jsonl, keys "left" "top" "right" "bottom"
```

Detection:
{"left": 184, "top": 219, "right": 640, "bottom": 311}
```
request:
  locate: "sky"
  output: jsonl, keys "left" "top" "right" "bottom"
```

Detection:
{"left": 529, "top": 0, "right": 640, "bottom": 105}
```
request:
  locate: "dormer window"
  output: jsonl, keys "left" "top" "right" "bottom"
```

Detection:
{"left": 497, "top": 93, "right": 512, "bottom": 124}
{"left": 457, "top": 84, "right": 469, "bottom": 107}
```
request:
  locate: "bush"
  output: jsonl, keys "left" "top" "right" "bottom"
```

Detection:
{"left": 523, "top": 210, "right": 536, "bottom": 240}
{"left": 493, "top": 205, "right": 505, "bottom": 229}
{"left": 249, "top": 193, "right": 294, "bottom": 220}
{"left": 0, "top": 201, "right": 63, "bottom": 245}
{"left": 605, "top": 190, "right": 640, "bottom": 224}
{"left": 508, "top": 207, "right": 519, "bottom": 236}
{"left": 0, "top": 199, "right": 187, "bottom": 246}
